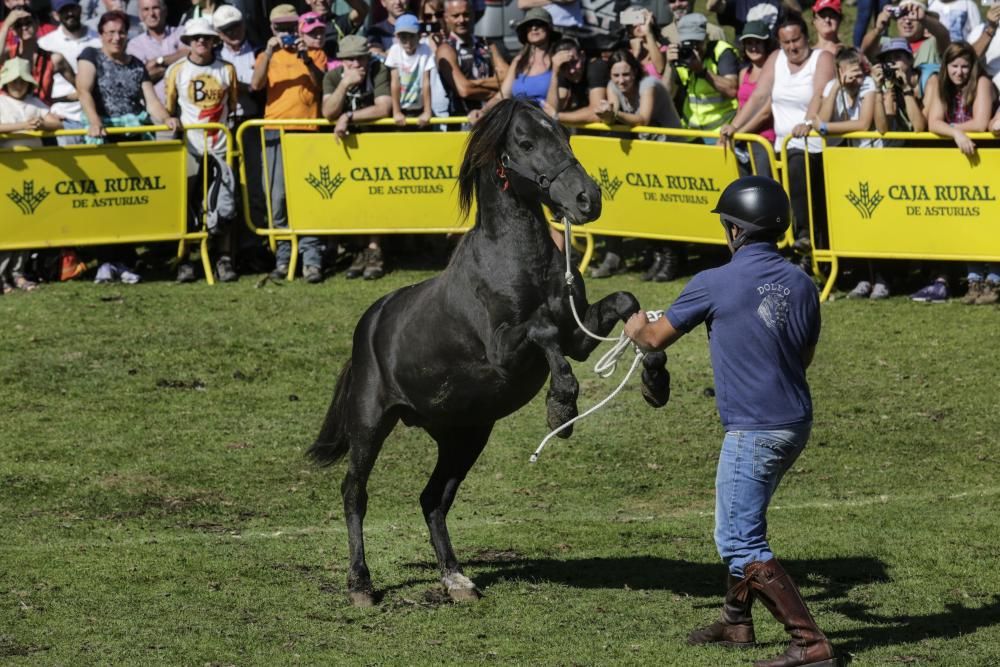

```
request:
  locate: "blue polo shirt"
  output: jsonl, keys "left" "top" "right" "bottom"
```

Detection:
{"left": 666, "top": 242, "right": 820, "bottom": 431}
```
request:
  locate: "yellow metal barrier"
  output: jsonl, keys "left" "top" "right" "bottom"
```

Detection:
{"left": 780, "top": 132, "right": 1000, "bottom": 301}
{"left": 0, "top": 123, "right": 232, "bottom": 285}
{"left": 235, "top": 119, "right": 777, "bottom": 278}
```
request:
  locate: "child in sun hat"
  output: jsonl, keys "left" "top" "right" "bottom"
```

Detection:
{"left": 384, "top": 13, "right": 435, "bottom": 126}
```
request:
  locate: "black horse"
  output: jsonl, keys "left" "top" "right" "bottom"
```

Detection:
{"left": 308, "top": 99, "right": 669, "bottom": 606}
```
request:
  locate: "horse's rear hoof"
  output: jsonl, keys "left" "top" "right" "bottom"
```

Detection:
{"left": 348, "top": 591, "right": 377, "bottom": 607}
{"left": 442, "top": 573, "right": 481, "bottom": 602}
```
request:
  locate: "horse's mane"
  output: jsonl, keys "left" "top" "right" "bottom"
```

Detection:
{"left": 457, "top": 99, "right": 534, "bottom": 221}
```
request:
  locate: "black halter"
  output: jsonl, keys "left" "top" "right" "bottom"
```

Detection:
{"left": 499, "top": 152, "right": 580, "bottom": 198}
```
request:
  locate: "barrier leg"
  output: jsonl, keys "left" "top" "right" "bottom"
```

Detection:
{"left": 578, "top": 233, "right": 594, "bottom": 273}
{"left": 200, "top": 236, "right": 215, "bottom": 286}
{"left": 819, "top": 256, "right": 838, "bottom": 303}
{"left": 287, "top": 235, "right": 299, "bottom": 282}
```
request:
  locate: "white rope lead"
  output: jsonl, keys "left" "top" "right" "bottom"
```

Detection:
{"left": 528, "top": 220, "right": 645, "bottom": 463}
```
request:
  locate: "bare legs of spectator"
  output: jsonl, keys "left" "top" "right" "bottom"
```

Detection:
{"left": 264, "top": 130, "right": 323, "bottom": 282}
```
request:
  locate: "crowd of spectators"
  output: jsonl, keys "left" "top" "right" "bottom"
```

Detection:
{"left": 1, "top": 0, "right": 1000, "bottom": 302}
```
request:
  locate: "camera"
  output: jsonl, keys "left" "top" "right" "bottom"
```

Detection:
{"left": 420, "top": 20, "right": 440, "bottom": 34}
{"left": 886, "top": 5, "right": 907, "bottom": 18}
{"left": 677, "top": 41, "right": 698, "bottom": 63}
{"left": 280, "top": 33, "right": 296, "bottom": 47}
{"left": 619, "top": 8, "right": 645, "bottom": 26}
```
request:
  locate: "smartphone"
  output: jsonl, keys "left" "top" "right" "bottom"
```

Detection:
{"left": 420, "top": 20, "right": 440, "bottom": 34}
{"left": 619, "top": 8, "right": 645, "bottom": 26}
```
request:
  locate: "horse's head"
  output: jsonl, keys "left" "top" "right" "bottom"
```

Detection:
{"left": 458, "top": 100, "right": 602, "bottom": 225}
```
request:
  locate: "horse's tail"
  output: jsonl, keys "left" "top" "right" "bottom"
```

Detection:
{"left": 307, "top": 358, "right": 354, "bottom": 466}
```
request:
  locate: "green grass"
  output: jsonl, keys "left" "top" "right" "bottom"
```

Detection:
{"left": 2, "top": 272, "right": 1000, "bottom": 665}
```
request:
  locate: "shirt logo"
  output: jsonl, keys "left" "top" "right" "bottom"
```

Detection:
{"left": 757, "top": 283, "right": 790, "bottom": 331}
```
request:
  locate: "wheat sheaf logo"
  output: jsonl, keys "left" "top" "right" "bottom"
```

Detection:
{"left": 306, "top": 166, "right": 345, "bottom": 200}
{"left": 7, "top": 180, "right": 50, "bottom": 215}
{"left": 592, "top": 168, "right": 622, "bottom": 202}
{"left": 846, "top": 181, "right": 884, "bottom": 219}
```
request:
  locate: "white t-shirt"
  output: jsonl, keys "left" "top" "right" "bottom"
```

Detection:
{"left": 772, "top": 49, "right": 824, "bottom": 154}
{"left": 37, "top": 27, "right": 101, "bottom": 122}
{"left": 928, "top": 0, "right": 982, "bottom": 42}
{"left": 821, "top": 75, "right": 880, "bottom": 148}
{"left": 0, "top": 94, "right": 48, "bottom": 148}
{"left": 384, "top": 42, "right": 436, "bottom": 111}
{"left": 164, "top": 57, "right": 238, "bottom": 156}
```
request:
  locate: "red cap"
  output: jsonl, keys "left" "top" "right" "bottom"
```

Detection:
{"left": 812, "top": 0, "right": 842, "bottom": 14}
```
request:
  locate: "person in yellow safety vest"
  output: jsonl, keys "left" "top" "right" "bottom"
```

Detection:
{"left": 665, "top": 12, "right": 740, "bottom": 137}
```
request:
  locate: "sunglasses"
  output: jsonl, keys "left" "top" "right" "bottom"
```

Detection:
{"left": 190, "top": 34, "right": 215, "bottom": 41}
{"left": 273, "top": 23, "right": 297, "bottom": 33}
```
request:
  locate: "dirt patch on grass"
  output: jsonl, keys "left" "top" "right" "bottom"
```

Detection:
{"left": 0, "top": 636, "right": 48, "bottom": 658}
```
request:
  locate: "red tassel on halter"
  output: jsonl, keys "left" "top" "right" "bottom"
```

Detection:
{"left": 496, "top": 163, "right": 509, "bottom": 191}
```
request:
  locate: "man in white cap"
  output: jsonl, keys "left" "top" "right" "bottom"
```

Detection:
{"left": 163, "top": 17, "right": 239, "bottom": 283}
{"left": 126, "top": 0, "right": 188, "bottom": 104}
{"left": 213, "top": 4, "right": 259, "bottom": 124}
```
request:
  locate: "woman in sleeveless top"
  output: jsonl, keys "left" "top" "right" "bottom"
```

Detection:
{"left": 625, "top": 6, "right": 667, "bottom": 78}
{"left": 500, "top": 8, "right": 557, "bottom": 107}
{"left": 720, "top": 14, "right": 834, "bottom": 265}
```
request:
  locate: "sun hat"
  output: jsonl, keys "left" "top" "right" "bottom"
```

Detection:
{"left": 269, "top": 4, "right": 298, "bottom": 24}
{"left": 180, "top": 17, "right": 218, "bottom": 44}
{"left": 336, "top": 34, "right": 369, "bottom": 58}
{"left": 677, "top": 12, "right": 707, "bottom": 42}
{"left": 811, "top": 0, "right": 842, "bottom": 14}
{"left": 394, "top": 13, "right": 419, "bottom": 34}
{"left": 299, "top": 11, "right": 325, "bottom": 33}
{"left": 516, "top": 7, "right": 559, "bottom": 44}
{"left": 212, "top": 4, "right": 243, "bottom": 30}
{"left": 739, "top": 19, "right": 770, "bottom": 41}
{"left": 0, "top": 58, "right": 38, "bottom": 88}
{"left": 878, "top": 37, "right": 913, "bottom": 58}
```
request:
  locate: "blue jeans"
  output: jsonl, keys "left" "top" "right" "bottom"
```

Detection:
{"left": 714, "top": 424, "right": 811, "bottom": 578}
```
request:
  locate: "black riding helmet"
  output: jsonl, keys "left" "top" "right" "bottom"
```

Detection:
{"left": 712, "top": 176, "right": 790, "bottom": 251}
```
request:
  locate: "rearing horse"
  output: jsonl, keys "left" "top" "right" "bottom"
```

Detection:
{"left": 308, "top": 99, "right": 669, "bottom": 606}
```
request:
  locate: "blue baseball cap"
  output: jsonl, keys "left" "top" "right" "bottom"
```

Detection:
{"left": 395, "top": 13, "right": 419, "bottom": 34}
{"left": 53, "top": 0, "right": 81, "bottom": 11}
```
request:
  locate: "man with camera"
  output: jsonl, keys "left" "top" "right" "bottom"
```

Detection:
{"left": 861, "top": 0, "right": 950, "bottom": 67}
{"left": 250, "top": 4, "right": 328, "bottom": 283}
{"left": 665, "top": 12, "right": 739, "bottom": 135}
{"left": 871, "top": 37, "right": 927, "bottom": 137}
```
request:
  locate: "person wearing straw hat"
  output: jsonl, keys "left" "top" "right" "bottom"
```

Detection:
{"left": 497, "top": 7, "right": 560, "bottom": 107}
{"left": 517, "top": 0, "right": 583, "bottom": 31}
{"left": 0, "top": 57, "right": 62, "bottom": 293}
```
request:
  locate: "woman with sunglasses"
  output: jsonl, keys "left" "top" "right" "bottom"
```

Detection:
{"left": 733, "top": 20, "right": 775, "bottom": 177}
{"left": 499, "top": 8, "right": 558, "bottom": 107}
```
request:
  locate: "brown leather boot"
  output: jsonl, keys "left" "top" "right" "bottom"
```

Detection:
{"left": 743, "top": 559, "right": 837, "bottom": 667}
{"left": 687, "top": 574, "right": 756, "bottom": 648}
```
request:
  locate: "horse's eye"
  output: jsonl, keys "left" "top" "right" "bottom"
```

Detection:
{"left": 520, "top": 141, "right": 534, "bottom": 152}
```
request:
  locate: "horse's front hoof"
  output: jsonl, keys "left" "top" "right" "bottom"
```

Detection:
{"left": 348, "top": 590, "right": 377, "bottom": 607}
{"left": 442, "top": 573, "right": 481, "bottom": 602}
{"left": 641, "top": 353, "right": 670, "bottom": 408}
{"left": 547, "top": 399, "right": 578, "bottom": 438}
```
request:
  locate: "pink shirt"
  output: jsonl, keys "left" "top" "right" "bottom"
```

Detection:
{"left": 737, "top": 65, "right": 775, "bottom": 142}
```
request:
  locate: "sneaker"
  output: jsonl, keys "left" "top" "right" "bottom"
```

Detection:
{"left": 176, "top": 262, "right": 196, "bottom": 284}
{"left": 870, "top": 282, "right": 890, "bottom": 300}
{"left": 269, "top": 263, "right": 289, "bottom": 281}
{"left": 344, "top": 251, "right": 367, "bottom": 279}
{"left": 216, "top": 257, "right": 237, "bottom": 283}
{"left": 590, "top": 251, "right": 624, "bottom": 279}
{"left": 362, "top": 247, "right": 384, "bottom": 280}
{"left": 94, "top": 261, "right": 118, "bottom": 284}
{"left": 911, "top": 279, "right": 949, "bottom": 303}
{"left": 115, "top": 263, "right": 141, "bottom": 284}
{"left": 303, "top": 264, "right": 323, "bottom": 284}
{"left": 975, "top": 281, "right": 999, "bottom": 305}
{"left": 847, "top": 280, "right": 871, "bottom": 299}
{"left": 641, "top": 252, "right": 663, "bottom": 282}
{"left": 961, "top": 281, "right": 984, "bottom": 305}
{"left": 652, "top": 246, "right": 679, "bottom": 282}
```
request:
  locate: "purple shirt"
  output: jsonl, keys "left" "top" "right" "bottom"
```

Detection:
{"left": 126, "top": 25, "right": 185, "bottom": 103}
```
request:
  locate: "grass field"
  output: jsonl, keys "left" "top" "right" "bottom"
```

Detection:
{"left": 2, "top": 269, "right": 1000, "bottom": 666}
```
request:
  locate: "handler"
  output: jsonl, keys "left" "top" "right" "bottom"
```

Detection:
{"left": 623, "top": 176, "right": 836, "bottom": 667}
